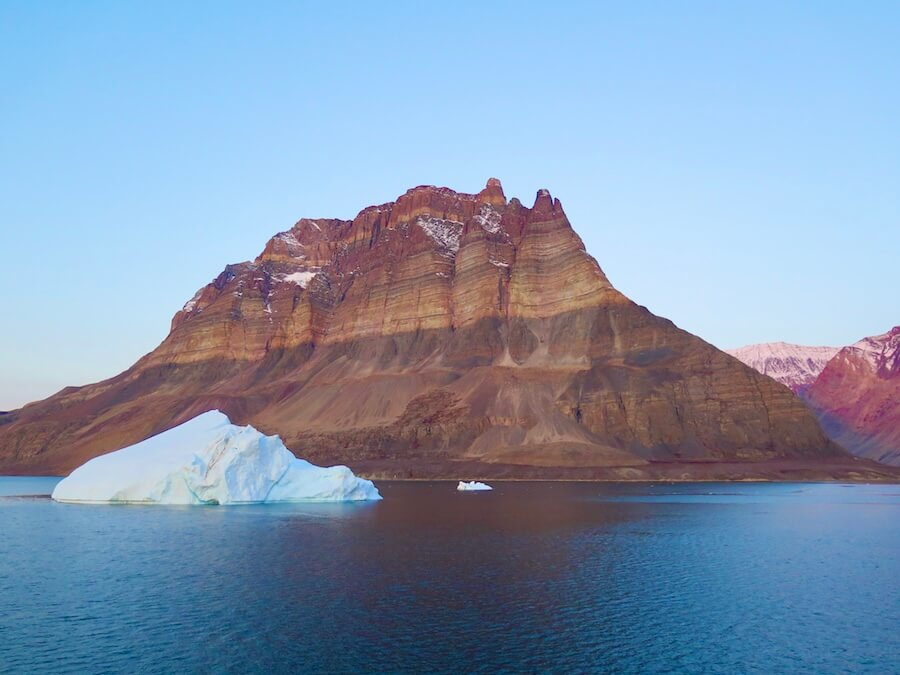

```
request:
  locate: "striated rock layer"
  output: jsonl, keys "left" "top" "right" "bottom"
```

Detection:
{"left": 1, "top": 180, "right": 893, "bottom": 481}
{"left": 806, "top": 327, "right": 900, "bottom": 466}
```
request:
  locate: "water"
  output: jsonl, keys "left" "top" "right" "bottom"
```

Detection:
{"left": 1, "top": 478, "right": 898, "bottom": 674}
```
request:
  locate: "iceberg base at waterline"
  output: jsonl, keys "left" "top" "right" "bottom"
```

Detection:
{"left": 457, "top": 481, "right": 493, "bottom": 491}
{"left": 51, "top": 410, "right": 381, "bottom": 504}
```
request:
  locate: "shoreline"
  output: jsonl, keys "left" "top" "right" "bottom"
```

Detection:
{"left": 3, "top": 457, "right": 899, "bottom": 484}
{"left": 351, "top": 456, "right": 900, "bottom": 483}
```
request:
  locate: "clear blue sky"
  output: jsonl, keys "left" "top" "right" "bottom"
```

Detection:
{"left": 2, "top": 1, "right": 898, "bottom": 410}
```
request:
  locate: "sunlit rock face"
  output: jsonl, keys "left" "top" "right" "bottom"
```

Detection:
{"left": 51, "top": 411, "right": 381, "bottom": 504}
{"left": 805, "top": 327, "right": 900, "bottom": 466}
{"left": 1, "top": 179, "right": 853, "bottom": 480}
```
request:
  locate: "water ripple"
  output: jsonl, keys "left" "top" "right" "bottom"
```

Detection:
{"left": 0, "top": 479, "right": 897, "bottom": 673}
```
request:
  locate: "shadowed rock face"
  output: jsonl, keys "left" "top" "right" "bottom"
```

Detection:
{"left": 1, "top": 180, "right": 884, "bottom": 480}
{"left": 806, "top": 327, "right": 900, "bottom": 466}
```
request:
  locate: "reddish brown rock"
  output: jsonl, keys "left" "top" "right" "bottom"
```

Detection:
{"left": 1, "top": 180, "right": 893, "bottom": 481}
{"left": 806, "top": 327, "right": 900, "bottom": 466}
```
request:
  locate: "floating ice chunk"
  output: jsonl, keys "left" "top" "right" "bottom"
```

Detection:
{"left": 457, "top": 481, "right": 493, "bottom": 491}
{"left": 51, "top": 410, "right": 381, "bottom": 504}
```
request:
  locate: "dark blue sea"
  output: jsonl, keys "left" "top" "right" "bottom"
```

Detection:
{"left": 1, "top": 478, "right": 898, "bottom": 674}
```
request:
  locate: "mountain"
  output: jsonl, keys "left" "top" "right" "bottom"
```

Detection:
{"left": 1, "top": 180, "right": 892, "bottom": 481}
{"left": 806, "top": 327, "right": 900, "bottom": 466}
{"left": 726, "top": 342, "right": 839, "bottom": 393}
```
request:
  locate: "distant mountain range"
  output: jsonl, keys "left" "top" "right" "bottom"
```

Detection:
{"left": 725, "top": 342, "right": 839, "bottom": 394}
{"left": 730, "top": 327, "right": 900, "bottom": 466}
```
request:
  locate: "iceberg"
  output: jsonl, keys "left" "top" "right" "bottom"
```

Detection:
{"left": 51, "top": 410, "right": 381, "bottom": 504}
{"left": 457, "top": 480, "right": 493, "bottom": 491}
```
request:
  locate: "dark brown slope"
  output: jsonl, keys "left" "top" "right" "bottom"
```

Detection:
{"left": 1, "top": 180, "right": 894, "bottom": 481}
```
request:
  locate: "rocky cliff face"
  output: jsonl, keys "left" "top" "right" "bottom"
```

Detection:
{"left": 726, "top": 343, "right": 839, "bottom": 394}
{"left": 1, "top": 180, "right": 888, "bottom": 480}
{"left": 806, "top": 327, "right": 900, "bottom": 466}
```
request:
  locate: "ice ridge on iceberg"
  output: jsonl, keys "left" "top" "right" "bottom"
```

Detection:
{"left": 457, "top": 481, "right": 493, "bottom": 491}
{"left": 51, "top": 410, "right": 381, "bottom": 504}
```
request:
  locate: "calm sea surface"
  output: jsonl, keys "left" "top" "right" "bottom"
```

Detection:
{"left": 1, "top": 477, "right": 898, "bottom": 674}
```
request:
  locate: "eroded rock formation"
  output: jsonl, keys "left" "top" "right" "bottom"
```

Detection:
{"left": 2, "top": 180, "right": 891, "bottom": 480}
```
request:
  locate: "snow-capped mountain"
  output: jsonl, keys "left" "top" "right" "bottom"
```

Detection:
{"left": 726, "top": 342, "right": 840, "bottom": 393}
{"left": 842, "top": 328, "right": 900, "bottom": 377}
{"left": 732, "top": 329, "right": 900, "bottom": 467}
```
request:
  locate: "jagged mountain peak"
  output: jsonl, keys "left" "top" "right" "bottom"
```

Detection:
{"left": 170, "top": 179, "right": 603, "bottom": 343}
{"left": 3, "top": 181, "right": 883, "bottom": 481}
{"left": 845, "top": 326, "right": 900, "bottom": 377}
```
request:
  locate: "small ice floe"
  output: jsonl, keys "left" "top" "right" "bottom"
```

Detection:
{"left": 51, "top": 410, "right": 381, "bottom": 505}
{"left": 457, "top": 481, "right": 493, "bottom": 491}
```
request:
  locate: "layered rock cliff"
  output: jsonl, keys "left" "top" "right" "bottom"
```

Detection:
{"left": 1, "top": 180, "right": 890, "bottom": 480}
{"left": 806, "top": 327, "right": 900, "bottom": 466}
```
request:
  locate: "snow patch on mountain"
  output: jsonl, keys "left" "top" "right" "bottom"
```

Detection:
{"left": 270, "top": 231, "right": 308, "bottom": 259}
{"left": 474, "top": 204, "right": 502, "bottom": 234}
{"left": 416, "top": 216, "right": 463, "bottom": 254}
{"left": 276, "top": 231, "right": 302, "bottom": 247}
{"left": 278, "top": 269, "right": 320, "bottom": 288}
{"left": 845, "top": 327, "right": 900, "bottom": 375}
{"left": 727, "top": 342, "right": 839, "bottom": 391}
{"left": 182, "top": 289, "right": 203, "bottom": 313}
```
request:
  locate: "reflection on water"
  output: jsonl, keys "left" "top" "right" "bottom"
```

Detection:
{"left": 1, "top": 478, "right": 898, "bottom": 673}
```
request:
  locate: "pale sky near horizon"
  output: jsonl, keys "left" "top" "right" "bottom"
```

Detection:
{"left": 2, "top": 1, "right": 899, "bottom": 410}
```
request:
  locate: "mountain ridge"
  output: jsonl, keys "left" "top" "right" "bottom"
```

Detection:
{"left": 2, "top": 180, "right": 895, "bottom": 481}
{"left": 726, "top": 342, "right": 839, "bottom": 393}
{"left": 806, "top": 326, "right": 900, "bottom": 466}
